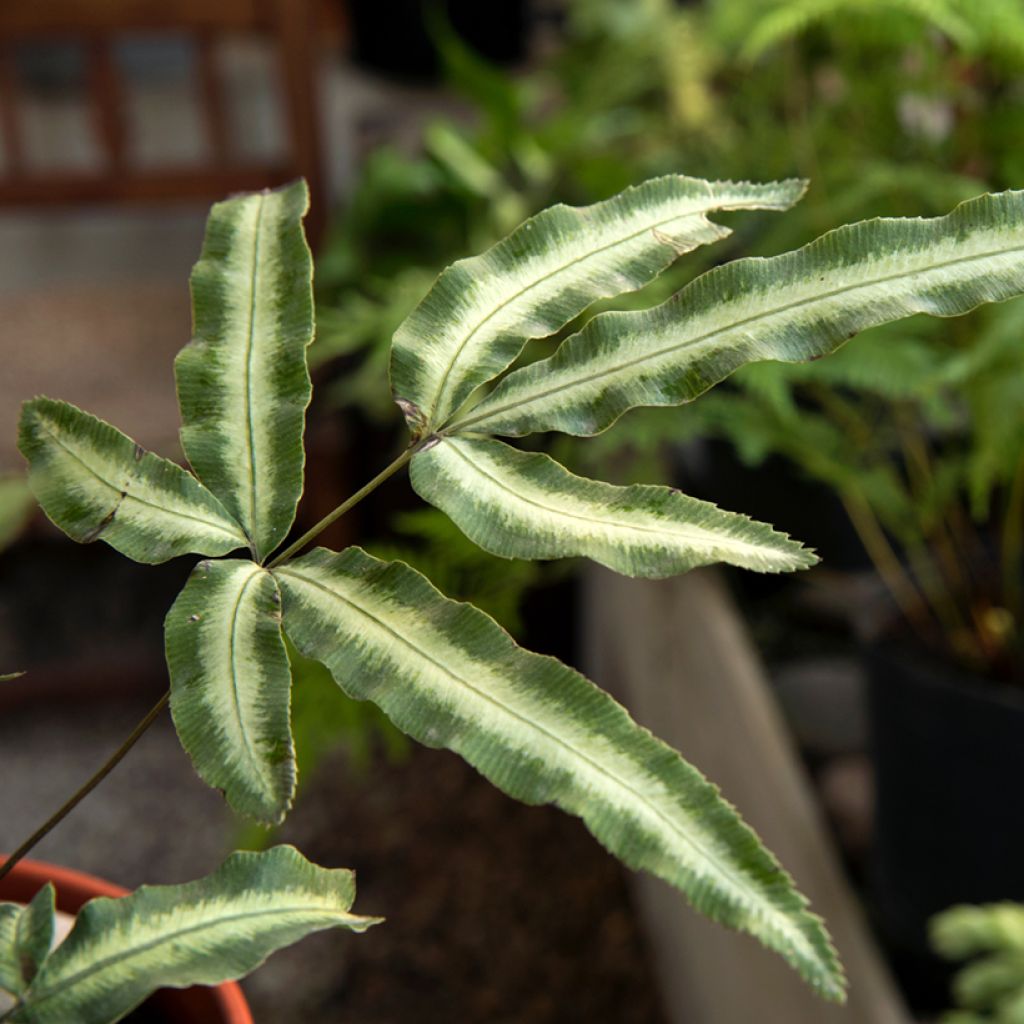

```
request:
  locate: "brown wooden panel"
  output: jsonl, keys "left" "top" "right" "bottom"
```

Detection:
{"left": 0, "top": 0, "right": 331, "bottom": 249}
{"left": 88, "top": 37, "right": 127, "bottom": 173}
{"left": 0, "top": 0, "right": 268, "bottom": 37}
{"left": 0, "top": 46, "right": 23, "bottom": 176}
{"left": 583, "top": 566, "right": 912, "bottom": 1024}
{"left": 270, "top": 0, "right": 325, "bottom": 247}
{"left": 197, "top": 33, "right": 229, "bottom": 166}
{"left": 0, "top": 166, "right": 292, "bottom": 204}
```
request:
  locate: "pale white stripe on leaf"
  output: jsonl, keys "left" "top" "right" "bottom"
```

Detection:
{"left": 454, "top": 190, "right": 1024, "bottom": 437}
{"left": 275, "top": 547, "right": 844, "bottom": 1000}
{"left": 177, "top": 179, "right": 314, "bottom": 561}
{"left": 166, "top": 559, "right": 295, "bottom": 825}
{"left": 12, "top": 847, "right": 378, "bottom": 1024}
{"left": 0, "top": 886, "right": 55, "bottom": 998}
{"left": 411, "top": 436, "right": 815, "bottom": 576}
{"left": 390, "top": 175, "right": 806, "bottom": 434}
{"left": 18, "top": 398, "right": 247, "bottom": 564}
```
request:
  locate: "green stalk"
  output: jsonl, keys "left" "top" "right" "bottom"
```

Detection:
{"left": 1002, "top": 452, "right": 1024, "bottom": 627}
{"left": 267, "top": 445, "right": 416, "bottom": 569}
{"left": 894, "top": 407, "right": 973, "bottom": 640}
{"left": 839, "top": 487, "right": 933, "bottom": 641}
{"left": 0, "top": 692, "right": 170, "bottom": 885}
{"left": 1, "top": 448, "right": 421, "bottom": 881}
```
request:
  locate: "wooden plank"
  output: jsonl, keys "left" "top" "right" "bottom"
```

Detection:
{"left": 582, "top": 565, "right": 911, "bottom": 1024}
{"left": 0, "top": 1, "right": 264, "bottom": 36}
{"left": 0, "top": 46, "right": 24, "bottom": 176}
{"left": 269, "top": 0, "right": 325, "bottom": 249}
{"left": 197, "top": 32, "right": 229, "bottom": 167}
{"left": 0, "top": 166, "right": 290, "bottom": 203}
{"left": 88, "top": 37, "right": 126, "bottom": 174}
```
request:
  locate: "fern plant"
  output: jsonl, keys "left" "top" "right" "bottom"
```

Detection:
{"left": 7, "top": 173, "right": 1024, "bottom": 1020}
{"left": 932, "top": 903, "right": 1024, "bottom": 1022}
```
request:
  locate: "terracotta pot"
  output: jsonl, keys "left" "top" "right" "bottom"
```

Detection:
{"left": 0, "top": 857, "right": 253, "bottom": 1024}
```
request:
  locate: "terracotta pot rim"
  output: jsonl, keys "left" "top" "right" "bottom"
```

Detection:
{"left": 0, "top": 855, "right": 254, "bottom": 1024}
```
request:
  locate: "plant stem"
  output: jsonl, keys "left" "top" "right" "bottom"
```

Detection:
{"left": 0, "top": 692, "right": 169, "bottom": 885}
{"left": 0, "top": 447, "right": 419, "bottom": 886}
{"left": 895, "top": 405, "right": 972, "bottom": 631}
{"left": 266, "top": 446, "right": 416, "bottom": 569}
{"left": 839, "top": 487, "right": 933, "bottom": 641}
{"left": 1003, "top": 452, "right": 1024, "bottom": 626}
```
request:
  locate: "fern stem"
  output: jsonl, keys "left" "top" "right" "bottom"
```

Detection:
{"left": 1002, "top": 452, "right": 1024, "bottom": 626}
{"left": 903, "top": 538, "right": 979, "bottom": 662}
{"left": 839, "top": 487, "right": 933, "bottom": 639}
{"left": 895, "top": 408, "right": 973, "bottom": 637}
{"left": 0, "top": 448, "right": 421, "bottom": 882}
{"left": 266, "top": 446, "right": 416, "bottom": 569}
{"left": 0, "top": 692, "right": 169, "bottom": 885}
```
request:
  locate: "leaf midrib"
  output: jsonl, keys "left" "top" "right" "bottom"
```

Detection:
{"left": 23, "top": 903, "right": 357, "bottom": 1011}
{"left": 38, "top": 420, "right": 244, "bottom": 541}
{"left": 278, "top": 565, "right": 814, "bottom": 958}
{"left": 451, "top": 241, "right": 1024, "bottom": 432}
{"left": 441, "top": 439, "right": 795, "bottom": 561}
{"left": 242, "top": 197, "right": 266, "bottom": 549}
{"left": 424, "top": 200, "right": 740, "bottom": 426}
{"left": 226, "top": 567, "right": 269, "bottom": 790}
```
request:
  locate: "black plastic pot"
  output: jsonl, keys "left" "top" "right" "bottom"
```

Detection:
{"left": 866, "top": 643, "right": 1024, "bottom": 1010}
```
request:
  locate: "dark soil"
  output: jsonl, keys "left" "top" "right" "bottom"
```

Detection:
{"left": 251, "top": 742, "right": 670, "bottom": 1024}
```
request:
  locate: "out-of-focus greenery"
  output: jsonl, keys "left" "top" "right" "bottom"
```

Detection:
{"left": 0, "top": 476, "right": 32, "bottom": 553}
{"left": 932, "top": 902, "right": 1024, "bottom": 1022}
{"left": 365, "top": 508, "right": 545, "bottom": 636}
{"left": 314, "top": 0, "right": 1024, "bottom": 679}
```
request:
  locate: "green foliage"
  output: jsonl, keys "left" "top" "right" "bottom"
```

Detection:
{"left": 19, "top": 174, "right": 1024, "bottom": 1013}
{"left": 737, "top": 0, "right": 978, "bottom": 62}
{"left": 0, "top": 886, "right": 54, "bottom": 999}
{"left": 389, "top": 174, "right": 805, "bottom": 435}
{"left": 286, "top": 636, "right": 408, "bottom": 780}
{"left": 276, "top": 545, "right": 840, "bottom": 995}
{"left": 411, "top": 436, "right": 814, "bottom": 576}
{"left": 366, "top": 507, "right": 542, "bottom": 635}
{"left": 453, "top": 192, "right": 1024, "bottom": 438}
{"left": 311, "top": 0, "right": 1024, "bottom": 686}
{"left": 0, "top": 477, "right": 32, "bottom": 554}
{"left": 176, "top": 179, "right": 314, "bottom": 562}
{"left": 0, "top": 847, "right": 378, "bottom": 1024}
{"left": 17, "top": 399, "right": 247, "bottom": 564}
{"left": 166, "top": 559, "right": 295, "bottom": 825}
{"left": 734, "top": 0, "right": 1024, "bottom": 65}
{"left": 932, "top": 903, "right": 1024, "bottom": 1022}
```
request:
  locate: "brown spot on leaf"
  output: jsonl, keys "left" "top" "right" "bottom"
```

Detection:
{"left": 82, "top": 490, "right": 127, "bottom": 542}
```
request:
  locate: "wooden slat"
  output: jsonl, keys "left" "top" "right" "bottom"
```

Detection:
{"left": 0, "top": 1, "right": 266, "bottom": 36}
{"left": 270, "top": 0, "right": 325, "bottom": 248}
{"left": 88, "top": 37, "right": 126, "bottom": 174}
{"left": 0, "top": 0, "right": 328, "bottom": 227}
{"left": 0, "top": 166, "right": 291, "bottom": 204}
{"left": 0, "top": 46, "right": 24, "bottom": 177}
{"left": 582, "top": 565, "right": 912, "bottom": 1024}
{"left": 197, "top": 32, "right": 229, "bottom": 167}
